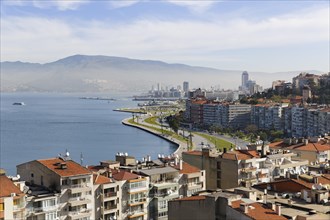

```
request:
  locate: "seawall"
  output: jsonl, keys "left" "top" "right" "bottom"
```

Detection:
{"left": 122, "top": 118, "right": 185, "bottom": 156}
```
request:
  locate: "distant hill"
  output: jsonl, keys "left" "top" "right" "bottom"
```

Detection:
{"left": 0, "top": 54, "right": 324, "bottom": 92}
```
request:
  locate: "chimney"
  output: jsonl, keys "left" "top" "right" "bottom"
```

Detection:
{"left": 313, "top": 176, "right": 318, "bottom": 184}
{"left": 179, "top": 159, "right": 183, "bottom": 170}
{"left": 240, "top": 203, "right": 248, "bottom": 214}
{"left": 304, "top": 139, "right": 308, "bottom": 145}
{"left": 275, "top": 204, "right": 281, "bottom": 216}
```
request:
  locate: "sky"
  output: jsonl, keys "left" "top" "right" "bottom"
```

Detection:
{"left": 1, "top": 0, "right": 329, "bottom": 72}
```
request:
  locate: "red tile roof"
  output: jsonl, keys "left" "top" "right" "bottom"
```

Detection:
{"left": 37, "top": 158, "right": 91, "bottom": 177}
{"left": 230, "top": 200, "right": 286, "bottom": 220}
{"left": 270, "top": 141, "right": 330, "bottom": 152}
{"left": 0, "top": 175, "right": 24, "bottom": 198}
{"left": 111, "top": 169, "right": 140, "bottom": 181}
{"left": 290, "top": 143, "right": 330, "bottom": 152}
{"left": 93, "top": 174, "right": 113, "bottom": 185}
{"left": 175, "top": 195, "right": 206, "bottom": 201}
{"left": 222, "top": 150, "right": 260, "bottom": 160}
{"left": 173, "top": 162, "right": 201, "bottom": 174}
{"left": 183, "top": 151, "right": 203, "bottom": 156}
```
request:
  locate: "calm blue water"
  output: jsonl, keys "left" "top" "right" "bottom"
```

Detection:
{"left": 0, "top": 93, "right": 177, "bottom": 175}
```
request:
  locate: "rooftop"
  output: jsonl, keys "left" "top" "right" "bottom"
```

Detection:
{"left": 230, "top": 200, "right": 286, "bottom": 220}
{"left": 37, "top": 158, "right": 91, "bottom": 177}
{"left": 138, "top": 166, "right": 178, "bottom": 176}
{"left": 175, "top": 195, "right": 206, "bottom": 201}
{"left": 93, "top": 174, "right": 113, "bottom": 185}
{"left": 111, "top": 169, "right": 140, "bottom": 181}
{"left": 173, "top": 162, "right": 201, "bottom": 174}
{"left": 222, "top": 150, "right": 260, "bottom": 160}
{"left": 0, "top": 175, "right": 24, "bottom": 198}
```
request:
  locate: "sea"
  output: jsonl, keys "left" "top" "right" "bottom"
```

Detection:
{"left": 0, "top": 93, "right": 177, "bottom": 175}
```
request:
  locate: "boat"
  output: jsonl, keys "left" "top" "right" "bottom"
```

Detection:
{"left": 13, "top": 102, "right": 25, "bottom": 106}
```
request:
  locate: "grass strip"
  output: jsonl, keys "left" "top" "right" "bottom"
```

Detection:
{"left": 194, "top": 132, "right": 232, "bottom": 150}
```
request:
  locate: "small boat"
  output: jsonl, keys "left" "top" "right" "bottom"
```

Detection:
{"left": 13, "top": 102, "right": 25, "bottom": 106}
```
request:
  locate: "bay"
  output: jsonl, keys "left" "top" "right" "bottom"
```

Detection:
{"left": 0, "top": 93, "right": 177, "bottom": 175}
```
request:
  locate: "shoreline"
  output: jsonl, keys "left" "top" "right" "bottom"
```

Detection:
{"left": 122, "top": 117, "right": 185, "bottom": 156}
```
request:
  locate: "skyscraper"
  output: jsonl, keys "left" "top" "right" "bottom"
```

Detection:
{"left": 241, "top": 71, "right": 249, "bottom": 87}
{"left": 183, "top": 81, "right": 189, "bottom": 92}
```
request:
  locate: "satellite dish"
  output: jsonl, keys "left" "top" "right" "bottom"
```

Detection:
{"left": 316, "top": 184, "right": 323, "bottom": 190}
{"left": 312, "top": 184, "right": 318, "bottom": 190}
{"left": 66, "top": 151, "right": 70, "bottom": 157}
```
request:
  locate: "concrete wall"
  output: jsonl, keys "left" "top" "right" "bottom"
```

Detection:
{"left": 219, "top": 159, "right": 238, "bottom": 189}
{"left": 168, "top": 198, "right": 215, "bottom": 220}
{"left": 17, "top": 161, "right": 61, "bottom": 191}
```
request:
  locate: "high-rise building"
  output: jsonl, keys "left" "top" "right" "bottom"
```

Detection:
{"left": 241, "top": 71, "right": 249, "bottom": 87}
{"left": 183, "top": 81, "right": 189, "bottom": 92}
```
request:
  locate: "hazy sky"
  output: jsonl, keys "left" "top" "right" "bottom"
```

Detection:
{"left": 1, "top": 0, "right": 329, "bottom": 72}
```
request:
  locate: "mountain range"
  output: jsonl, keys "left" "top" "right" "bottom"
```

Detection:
{"left": 0, "top": 55, "right": 323, "bottom": 93}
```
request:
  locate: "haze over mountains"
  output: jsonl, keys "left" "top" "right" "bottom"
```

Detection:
{"left": 1, "top": 55, "right": 323, "bottom": 93}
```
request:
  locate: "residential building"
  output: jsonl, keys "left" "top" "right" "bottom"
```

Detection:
{"left": 17, "top": 154, "right": 94, "bottom": 220}
{"left": 254, "top": 174, "right": 330, "bottom": 204}
{"left": 168, "top": 190, "right": 286, "bottom": 220}
{"left": 269, "top": 137, "right": 330, "bottom": 164}
{"left": 0, "top": 174, "right": 26, "bottom": 220}
{"left": 292, "top": 72, "right": 320, "bottom": 95}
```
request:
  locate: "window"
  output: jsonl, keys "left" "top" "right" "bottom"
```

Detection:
{"left": 62, "top": 179, "right": 69, "bottom": 185}
{"left": 158, "top": 200, "right": 167, "bottom": 209}
{"left": 13, "top": 199, "right": 19, "bottom": 206}
{"left": 0, "top": 203, "right": 4, "bottom": 211}
{"left": 31, "top": 173, "right": 34, "bottom": 178}
{"left": 158, "top": 211, "right": 168, "bottom": 217}
{"left": 45, "top": 211, "right": 57, "bottom": 220}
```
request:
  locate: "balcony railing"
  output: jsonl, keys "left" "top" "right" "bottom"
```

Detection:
{"left": 241, "top": 167, "right": 257, "bottom": 173}
{"left": 31, "top": 205, "right": 57, "bottom": 213}
{"left": 104, "top": 204, "right": 117, "bottom": 210}
{"left": 128, "top": 198, "right": 147, "bottom": 204}
{"left": 68, "top": 208, "right": 92, "bottom": 216}
{"left": 104, "top": 192, "right": 117, "bottom": 198}
{"left": 71, "top": 183, "right": 88, "bottom": 188}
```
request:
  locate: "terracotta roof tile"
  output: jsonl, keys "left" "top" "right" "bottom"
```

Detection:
{"left": 230, "top": 200, "right": 286, "bottom": 220}
{"left": 37, "top": 158, "right": 91, "bottom": 177}
{"left": 175, "top": 195, "right": 206, "bottom": 201}
{"left": 0, "top": 175, "right": 24, "bottom": 198}
{"left": 111, "top": 169, "right": 140, "bottom": 181}
{"left": 222, "top": 150, "right": 259, "bottom": 160}
{"left": 173, "top": 162, "right": 201, "bottom": 174}
{"left": 183, "top": 151, "right": 202, "bottom": 156}
{"left": 93, "top": 174, "right": 113, "bottom": 185}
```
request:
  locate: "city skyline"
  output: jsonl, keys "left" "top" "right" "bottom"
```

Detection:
{"left": 1, "top": 0, "right": 329, "bottom": 72}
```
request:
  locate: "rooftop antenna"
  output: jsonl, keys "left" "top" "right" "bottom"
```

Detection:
{"left": 80, "top": 152, "right": 84, "bottom": 166}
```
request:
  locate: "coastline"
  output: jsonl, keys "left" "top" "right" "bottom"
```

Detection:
{"left": 122, "top": 117, "right": 186, "bottom": 156}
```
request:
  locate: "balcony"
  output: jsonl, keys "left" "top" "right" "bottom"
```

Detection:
{"left": 102, "top": 204, "right": 117, "bottom": 214}
{"left": 128, "top": 186, "right": 148, "bottom": 194}
{"left": 68, "top": 197, "right": 91, "bottom": 206}
{"left": 128, "top": 197, "right": 147, "bottom": 206}
{"left": 241, "top": 167, "right": 257, "bottom": 173}
{"left": 102, "top": 191, "right": 117, "bottom": 201}
{"left": 128, "top": 210, "right": 146, "bottom": 219}
{"left": 68, "top": 183, "right": 92, "bottom": 194}
{"left": 187, "top": 182, "right": 203, "bottom": 190}
{"left": 68, "top": 209, "right": 92, "bottom": 220}
{"left": 28, "top": 205, "right": 57, "bottom": 215}
{"left": 13, "top": 203, "right": 25, "bottom": 212}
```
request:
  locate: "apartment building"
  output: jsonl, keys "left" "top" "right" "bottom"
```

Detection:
{"left": 251, "top": 104, "right": 283, "bottom": 130}
{"left": 173, "top": 161, "right": 205, "bottom": 197}
{"left": 17, "top": 155, "right": 94, "bottom": 220}
{"left": 25, "top": 186, "right": 60, "bottom": 220}
{"left": 112, "top": 169, "right": 148, "bottom": 220}
{"left": 182, "top": 148, "right": 220, "bottom": 190}
{"left": 292, "top": 73, "right": 320, "bottom": 95}
{"left": 270, "top": 137, "right": 330, "bottom": 164}
{"left": 137, "top": 166, "right": 179, "bottom": 220}
{"left": 93, "top": 174, "right": 118, "bottom": 220}
{"left": 0, "top": 174, "right": 26, "bottom": 220}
